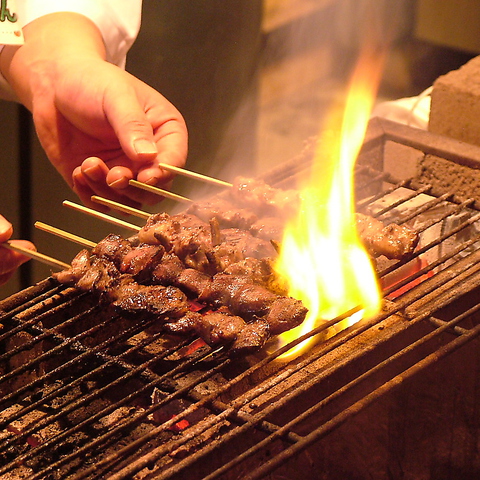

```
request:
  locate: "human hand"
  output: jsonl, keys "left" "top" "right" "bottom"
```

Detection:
{"left": 35, "top": 57, "right": 188, "bottom": 210}
{"left": 0, "top": 215, "right": 36, "bottom": 286}
{"left": 1, "top": 13, "right": 188, "bottom": 210}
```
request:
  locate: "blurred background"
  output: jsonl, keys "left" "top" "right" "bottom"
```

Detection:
{"left": 1, "top": 0, "right": 479, "bottom": 299}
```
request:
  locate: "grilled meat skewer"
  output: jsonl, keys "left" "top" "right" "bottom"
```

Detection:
{"left": 53, "top": 173, "right": 419, "bottom": 357}
{"left": 355, "top": 213, "right": 418, "bottom": 260}
{"left": 137, "top": 212, "right": 277, "bottom": 274}
{"left": 188, "top": 176, "right": 419, "bottom": 260}
{"left": 55, "top": 238, "right": 306, "bottom": 355}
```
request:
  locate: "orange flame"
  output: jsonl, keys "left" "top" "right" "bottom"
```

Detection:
{"left": 275, "top": 48, "right": 385, "bottom": 359}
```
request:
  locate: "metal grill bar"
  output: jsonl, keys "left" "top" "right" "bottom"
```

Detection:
{"left": 2, "top": 118, "right": 480, "bottom": 479}
{"left": 1, "top": 206, "right": 479, "bottom": 479}
{"left": 70, "top": 309, "right": 359, "bottom": 480}
{"left": 69, "top": 247, "right": 480, "bottom": 479}
{"left": 121, "top": 254, "right": 480, "bottom": 479}
{"left": 246, "top": 301, "right": 480, "bottom": 480}
{"left": 0, "top": 315, "right": 177, "bottom": 458}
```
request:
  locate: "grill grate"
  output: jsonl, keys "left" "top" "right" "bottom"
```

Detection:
{"left": 2, "top": 119, "right": 480, "bottom": 479}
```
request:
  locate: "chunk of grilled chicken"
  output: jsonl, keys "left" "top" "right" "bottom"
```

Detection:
{"left": 355, "top": 213, "right": 419, "bottom": 260}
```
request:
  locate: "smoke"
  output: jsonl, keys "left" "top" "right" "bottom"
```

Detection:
{"left": 142, "top": 1, "right": 417, "bottom": 214}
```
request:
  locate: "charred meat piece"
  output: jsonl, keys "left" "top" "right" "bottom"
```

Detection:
{"left": 120, "top": 243, "right": 165, "bottom": 282}
{"left": 91, "top": 233, "right": 134, "bottom": 268}
{"left": 151, "top": 253, "right": 185, "bottom": 286}
{"left": 229, "top": 319, "right": 270, "bottom": 356}
{"left": 207, "top": 228, "right": 278, "bottom": 273}
{"left": 56, "top": 249, "right": 188, "bottom": 319}
{"left": 226, "top": 295, "right": 308, "bottom": 355}
{"left": 137, "top": 212, "right": 177, "bottom": 248}
{"left": 221, "top": 228, "right": 277, "bottom": 259}
{"left": 54, "top": 175, "right": 328, "bottom": 356}
{"left": 223, "top": 257, "right": 274, "bottom": 286}
{"left": 198, "top": 272, "right": 307, "bottom": 329}
{"left": 250, "top": 216, "right": 284, "bottom": 242}
{"left": 265, "top": 297, "right": 308, "bottom": 335}
{"left": 138, "top": 211, "right": 278, "bottom": 275}
{"left": 198, "top": 274, "right": 250, "bottom": 308}
{"left": 164, "top": 309, "right": 247, "bottom": 346}
{"left": 54, "top": 249, "right": 91, "bottom": 284}
{"left": 223, "top": 257, "right": 288, "bottom": 295}
{"left": 54, "top": 250, "right": 121, "bottom": 293}
{"left": 355, "top": 213, "right": 419, "bottom": 260}
{"left": 138, "top": 212, "right": 213, "bottom": 273}
{"left": 247, "top": 210, "right": 419, "bottom": 261}
{"left": 173, "top": 268, "right": 212, "bottom": 298}
{"left": 138, "top": 213, "right": 211, "bottom": 252}
{"left": 229, "top": 176, "right": 300, "bottom": 218}
{"left": 199, "top": 274, "right": 283, "bottom": 320}
{"left": 187, "top": 197, "right": 258, "bottom": 229}
{"left": 164, "top": 307, "right": 271, "bottom": 355}
{"left": 229, "top": 283, "right": 278, "bottom": 319}
{"left": 76, "top": 257, "right": 121, "bottom": 293}
{"left": 108, "top": 276, "right": 189, "bottom": 319}
{"left": 169, "top": 215, "right": 212, "bottom": 269}
{"left": 207, "top": 242, "right": 245, "bottom": 273}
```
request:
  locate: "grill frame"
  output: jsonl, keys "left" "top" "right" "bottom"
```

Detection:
{"left": 2, "top": 118, "right": 480, "bottom": 479}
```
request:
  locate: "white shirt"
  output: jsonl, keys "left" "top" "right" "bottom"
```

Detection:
{"left": 371, "top": 87, "right": 432, "bottom": 131}
{"left": 0, "top": 0, "right": 142, "bottom": 100}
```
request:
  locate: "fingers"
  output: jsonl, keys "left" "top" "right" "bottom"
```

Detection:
{"left": 72, "top": 158, "right": 115, "bottom": 209}
{"left": 0, "top": 214, "right": 14, "bottom": 242}
{"left": 107, "top": 166, "right": 170, "bottom": 206}
{"left": 136, "top": 163, "right": 175, "bottom": 187}
{"left": 136, "top": 138, "right": 188, "bottom": 186}
{"left": 0, "top": 216, "right": 35, "bottom": 268}
{"left": 0, "top": 239, "right": 35, "bottom": 286}
{"left": 72, "top": 158, "right": 168, "bottom": 209}
{"left": 136, "top": 121, "right": 188, "bottom": 190}
{"left": 73, "top": 162, "right": 139, "bottom": 210}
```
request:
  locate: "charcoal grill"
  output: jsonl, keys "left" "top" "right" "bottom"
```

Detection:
{"left": 2, "top": 118, "right": 480, "bottom": 479}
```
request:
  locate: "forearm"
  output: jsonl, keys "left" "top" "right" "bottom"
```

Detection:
{"left": 0, "top": 12, "right": 106, "bottom": 110}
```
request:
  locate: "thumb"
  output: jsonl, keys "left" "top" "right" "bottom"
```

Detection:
{"left": 104, "top": 88, "right": 158, "bottom": 164}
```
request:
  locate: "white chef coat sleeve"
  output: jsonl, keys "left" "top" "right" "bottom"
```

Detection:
{"left": 0, "top": 0, "right": 142, "bottom": 100}
{"left": 19, "top": 0, "right": 142, "bottom": 68}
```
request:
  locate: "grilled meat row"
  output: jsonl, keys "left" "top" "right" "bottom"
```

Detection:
{"left": 188, "top": 176, "right": 419, "bottom": 260}
{"left": 55, "top": 174, "right": 419, "bottom": 356}
{"left": 55, "top": 233, "right": 306, "bottom": 355}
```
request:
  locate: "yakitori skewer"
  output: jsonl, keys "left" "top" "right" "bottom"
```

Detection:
{"left": 62, "top": 200, "right": 141, "bottom": 232}
{"left": 35, "top": 200, "right": 142, "bottom": 255}
{"left": 157, "top": 163, "right": 232, "bottom": 188}
{"left": 2, "top": 241, "right": 70, "bottom": 270}
{"left": 91, "top": 195, "right": 150, "bottom": 220}
{"left": 128, "top": 179, "right": 193, "bottom": 204}
{"left": 35, "top": 222, "right": 97, "bottom": 249}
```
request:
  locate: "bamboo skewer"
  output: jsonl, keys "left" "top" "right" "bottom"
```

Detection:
{"left": 13, "top": 161, "right": 232, "bottom": 276}
{"left": 21, "top": 166, "right": 216, "bottom": 270}
{"left": 33, "top": 198, "right": 144, "bottom": 263}
{"left": 35, "top": 222, "right": 97, "bottom": 249}
{"left": 91, "top": 196, "right": 150, "bottom": 220}
{"left": 128, "top": 180, "right": 193, "bottom": 204}
{"left": 157, "top": 163, "right": 232, "bottom": 188}
{"left": 63, "top": 200, "right": 141, "bottom": 232}
{"left": 9, "top": 162, "right": 230, "bottom": 273}
{"left": 2, "top": 241, "right": 70, "bottom": 270}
